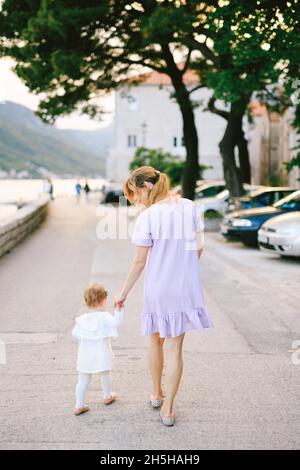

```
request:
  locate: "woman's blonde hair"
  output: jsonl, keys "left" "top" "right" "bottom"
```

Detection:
{"left": 84, "top": 283, "right": 108, "bottom": 307}
{"left": 124, "top": 166, "right": 170, "bottom": 207}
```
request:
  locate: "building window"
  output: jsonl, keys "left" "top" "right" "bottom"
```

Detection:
{"left": 173, "top": 136, "right": 185, "bottom": 148}
{"left": 127, "top": 93, "right": 139, "bottom": 111}
{"left": 128, "top": 134, "right": 137, "bottom": 148}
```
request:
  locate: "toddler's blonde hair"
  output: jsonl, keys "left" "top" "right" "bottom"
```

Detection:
{"left": 84, "top": 283, "right": 108, "bottom": 307}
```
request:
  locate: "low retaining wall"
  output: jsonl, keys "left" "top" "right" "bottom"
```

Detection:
{"left": 0, "top": 195, "right": 50, "bottom": 257}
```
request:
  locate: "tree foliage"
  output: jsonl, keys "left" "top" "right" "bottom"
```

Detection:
{"left": 1, "top": 0, "right": 299, "bottom": 191}
{"left": 129, "top": 147, "right": 210, "bottom": 186}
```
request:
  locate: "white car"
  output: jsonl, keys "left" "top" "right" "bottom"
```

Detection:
{"left": 195, "top": 180, "right": 226, "bottom": 198}
{"left": 258, "top": 211, "right": 300, "bottom": 257}
{"left": 195, "top": 183, "right": 261, "bottom": 216}
{"left": 195, "top": 189, "right": 229, "bottom": 215}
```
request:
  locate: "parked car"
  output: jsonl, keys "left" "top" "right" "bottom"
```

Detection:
{"left": 103, "top": 187, "right": 131, "bottom": 204}
{"left": 226, "top": 187, "right": 295, "bottom": 212}
{"left": 258, "top": 211, "right": 300, "bottom": 257}
{"left": 195, "top": 183, "right": 261, "bottom": 216}
{"left": 170, "top": 181, "right": 225, "bottom": 199}
{"left": 220, "top": 189, "right": 300, "bottom": 246}
{"left": 195, "top": 181, "right": 226, "bottom": 199}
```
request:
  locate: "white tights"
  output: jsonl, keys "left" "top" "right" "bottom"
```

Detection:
{"left": 75, "top": 371, "right": 112, "bottom": 408}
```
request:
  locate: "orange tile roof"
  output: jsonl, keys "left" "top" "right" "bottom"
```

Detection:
{"left": 127, "top": 61, "right": 199, "bottom": 86}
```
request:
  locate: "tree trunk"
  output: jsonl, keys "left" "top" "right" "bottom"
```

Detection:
{"left": 179, "top": 96, "right": 199, "bottom": 200}
{"left": 168, "top": 83, "right": 199, "bottom": 200}
{"left": 219, "top": 124, "right": 243, "bottom": 197}
{"left": 237, "top": 121, "right": 251, "bottom": 184}
{"left": 161, "top": 45, "right": 199, "bottom": 200}
{"left": 219, "top": 99, "right": 251, "bottom": 196}
{"left": 237, "top": 111, "right": 251, "bottom": 184}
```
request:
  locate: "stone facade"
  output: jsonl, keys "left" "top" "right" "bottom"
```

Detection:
{"left": 248, "top": 103, "right": 300, "bottom": 188}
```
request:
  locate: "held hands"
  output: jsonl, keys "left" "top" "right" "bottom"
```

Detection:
{"left": 114, "top": 293, "right": 127, "bottom": 310}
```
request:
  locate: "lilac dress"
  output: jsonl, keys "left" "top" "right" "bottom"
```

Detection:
{"left": 131, "top": 196, "right": 214, "bottom": 338}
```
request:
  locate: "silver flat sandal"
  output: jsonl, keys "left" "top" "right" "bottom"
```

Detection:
{"left": 159, "top": 411, "right": 175, "bottom": 426}
{"left": 149, "top": 394, "right": 163, "bottom": 409}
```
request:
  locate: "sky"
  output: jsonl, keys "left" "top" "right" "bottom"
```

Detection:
{"left": 0, "top": 58, "right": 115, "bottom": 130}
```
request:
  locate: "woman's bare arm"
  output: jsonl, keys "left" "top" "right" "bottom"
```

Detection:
{"left": 118, "top": 245, "right": 151, "bottom": 299}
{"left": 196, "top": 230, "right": 205, "bottom": 258}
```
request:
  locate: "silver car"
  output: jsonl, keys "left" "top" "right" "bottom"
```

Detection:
{"left": 258, "top": 211, "right": 300, "bottom": 257}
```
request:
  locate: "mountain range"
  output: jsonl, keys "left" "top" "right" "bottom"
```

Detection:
{"left": 0, "top": 101, "right": 113, "bottom": 178}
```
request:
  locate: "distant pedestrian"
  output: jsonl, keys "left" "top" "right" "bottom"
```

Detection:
{"left": 100, "top": 183, "right": 106, "bottom": 204}
{"left": 48, "top": 179, "right": 54, "bottom": 200}
{"left": 43, "top": 178, "right": 54, "bottom": 200}
{"left": 75, "top": 180, "right": 81, "bottom": 204}
{"left": 83, "top": 180, "right": 91, "bottom": 202}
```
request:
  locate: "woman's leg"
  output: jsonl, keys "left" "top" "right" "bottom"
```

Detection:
{"left": 148, "top": 333, "right": 165, "bottom": 397}
{"left": 160, "top": 333, "right": 185, "bottom": 416}
{"left": 75, "top": 372, "right": 91, "bottom": 408}
{"left": 100, "top": 370, "right": 112, "bottom": 399}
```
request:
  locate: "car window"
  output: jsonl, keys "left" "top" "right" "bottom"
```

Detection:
{"left": 195, "top": 185, "right": 225, "bottom": 198}
{"left": 271, "top": 190, "right": 292, "bottom": 203}
{"left": 256, "top": 192, "right": 273, "bottom": 205}
{"left": 282, "top": 200, "right": 300, "bottom": 210}
{"left": 283, "top": 190, "right": 294, "bottom": 199}
{"left": 277, "top": 197, "right": 300, "bottom": 210}
{"left": 247, "top": 188, "right": 266, "bottom": 198}
{"left": 274, "top": 191, "right": 300, "bottom": 209}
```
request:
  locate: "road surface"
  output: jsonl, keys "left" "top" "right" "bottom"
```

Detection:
{"left": 0, "top": 197, "right": 299, "bottom": 450}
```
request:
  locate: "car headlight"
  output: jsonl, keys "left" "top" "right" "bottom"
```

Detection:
{"left": 232, "top": 218, "right": 252, "bottom": 227}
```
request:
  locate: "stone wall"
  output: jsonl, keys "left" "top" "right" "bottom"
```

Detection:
{"left": 0, "top": 195, "right": 49, "bottom": 257}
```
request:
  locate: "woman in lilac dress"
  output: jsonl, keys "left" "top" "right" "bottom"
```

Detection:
{"left": 115, "top": 166, "right": 213, "bottom": 426}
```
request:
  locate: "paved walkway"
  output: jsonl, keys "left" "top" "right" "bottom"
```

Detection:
{"left": 0, "top": 197, "right": 299, "bottom": 449}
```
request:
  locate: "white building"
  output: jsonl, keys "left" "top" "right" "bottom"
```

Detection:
{"left": 248, "top": 102, "right": 300, "bottom": 188}
{"left": 106, "top": 66, "right": 226, "bottom": 183}
{"left": 106, "top": 66, "right": 300, "bottom": 190}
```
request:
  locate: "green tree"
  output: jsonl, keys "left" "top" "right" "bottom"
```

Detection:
{"left": 278, "top": 8, "right": 300, "bottom": 180}
{"left": 1, "top": 1, "right": 298, "bottom": 198}
{"left": 182, "top": 0, "right": 299, "bottom": 195}
{"left": 129, "top": 147, "right": 210, "bottom": 186}
{"left": 0, "top": 0, "right": 207, "bottom": 199}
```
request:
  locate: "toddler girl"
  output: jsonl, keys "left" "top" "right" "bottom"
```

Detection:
{"left": 72, "top": 283, "right": 124, "bottom": 415}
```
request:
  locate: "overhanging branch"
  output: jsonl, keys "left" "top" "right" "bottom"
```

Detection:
{"left": 188, "top": 83, "right": 205, "bottom": 95}
{"left": 185, "top": 36, "right": 219, "bottom": 66}
{"left": 205, "top": 97, "right": 229, "bottom": 120}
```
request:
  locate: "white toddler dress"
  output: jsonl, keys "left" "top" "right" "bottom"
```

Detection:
{"left": 72, "top": 309, "right": 124, "bottom": 373}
